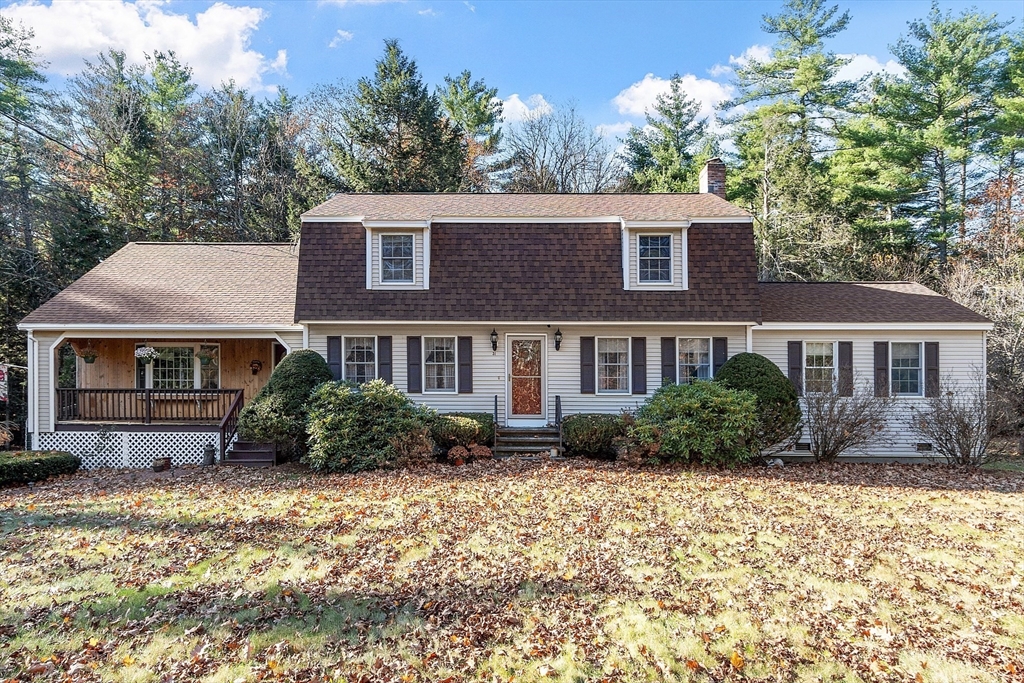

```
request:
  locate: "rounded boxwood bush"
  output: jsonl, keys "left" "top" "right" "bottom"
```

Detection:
{"left": 630, "top": 381, "right": 758, "bottom": 466}
{"left": 714, "top": 352, "right": 801, "bottom": 453}
{"left": 305, "top": 379, "right": 436, "bottom": 472}
{"left": 237, "top": 349, "right": 333, "bottom": 456}
{"left": 562, "top": 413, "right": 625, "bottom": 457}
{"left": 431, "top": 414, "right": 486, "bottom": 450}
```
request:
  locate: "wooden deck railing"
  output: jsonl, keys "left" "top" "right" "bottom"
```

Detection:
{"left": 56, "top": 388, "right": 241, "bottom": 424}
{"left": 218, "top": 390, "right": 246, "bottom": 460}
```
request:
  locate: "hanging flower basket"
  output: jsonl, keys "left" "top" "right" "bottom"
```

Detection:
{"left": 135, "top": 346, "right": 160, "bottom": 364}
{"left": 197, "top": 350, "right": 217, "bottom": 366}
{"left": 71, "top": 340, "right": 98, "bottom": 363}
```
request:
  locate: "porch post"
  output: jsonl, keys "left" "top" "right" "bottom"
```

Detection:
{"left": 144, "top": 387, "right": 151, "bottom": 424}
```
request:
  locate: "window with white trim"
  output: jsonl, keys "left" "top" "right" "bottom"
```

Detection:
{"left": 677, "top": 338, "right": 711, "bottom": 383}
{"left": 380, "top": 234, "right": 414, "bottom": 283}
{"left": 424, "top": 336, "right": 456, "bottom": 392}
{"left": 804, "top": 342, "right": 836, "bottom": 393}
{"left": 344, "top": 337, "right": 376, "bottom": 383}
{"left": 638, "top": 235, "right": 672, "bottom": 283}
{"left": 597, "top": 337, "right": 630, "bottom": 393}
{"left": 135, "top": 343, "right": 220, "bottom": 390}
{"left": 891, "top": 342, "right": 922, "bottom": 396}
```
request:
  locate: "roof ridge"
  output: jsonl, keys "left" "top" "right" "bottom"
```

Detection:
{"left": 130, "top": 241, "right": 295, "bottom": 246}
{"left": 759, "top": 280, "right": 916, "bottom": 285}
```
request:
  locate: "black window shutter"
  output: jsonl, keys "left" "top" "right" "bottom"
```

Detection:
{"left": 712, "top": 337, "right": 728, "bottom": 376}
{"left": 407, "top": 336, "right": 422, "bottom": 393}
{"left": 661, "top": 337, "right": 676, "bottom": 385}
{"left": 327, "top": 336, "right": 342, "bottom": 380}
{"left": 457, "top": 336, "right": 473, "bottom": 394}
{"left": 787, "top": 341, "right": 803, "bottom": 396}
{"left": 874, "top": 342, "right": 889, "bottom": 397}
{"left": 925, "top": 342, "right": 939, "bottom": 397}
{"left": 580, "top": 336, "right": 595, "bottom": 394}
{"left": 377, "top": 336, "right": 392, "bottom": 384}
{"left": 631, "top": 337, "right": 647, "bottom": 394}
{"left": 838, "top": 341, "right": 853, "bottom": 396}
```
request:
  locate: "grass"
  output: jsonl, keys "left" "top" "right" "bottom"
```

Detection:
{"left": 1, "top": 460, "right": 1022, "bottom": 682}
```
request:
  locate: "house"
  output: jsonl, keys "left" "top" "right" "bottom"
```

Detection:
{"left": 18, "top": 160, "right": 992, "bottom": 467}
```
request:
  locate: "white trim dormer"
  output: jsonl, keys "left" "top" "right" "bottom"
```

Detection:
{"left": 621, "top": 221, "right": 689, "bottom": 291}
{"left": 366, "top": 226, "right": 428, "bottom": 290}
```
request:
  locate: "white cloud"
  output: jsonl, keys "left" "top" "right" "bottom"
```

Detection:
{"left": 836, "top": 53, "right": 907, "bottom": 81}
{"left": 1, "top": 0, "right": 286, "bottom": 91}
{"left": 594, "top": 121, "right": 633, "bottom": 139}
{"left": 612, "top": 73, "right": 733, "bottom": 124}
{"left": 328, "top": 29, "right": 354, "bottom": 47}
{"left": 500, "top": 93, "right": 552, "bottom": 123}
{"left": 463, "top": 1, "right": 475, "bottom": 11}
{"left": 318, "top": 0, "right": 398, "bottom": 6}
{"left": 418, "top": 7, "right": 437, "bottom": 15}
{"left": 730, "top": 44, "right": 771, "bottom": 67}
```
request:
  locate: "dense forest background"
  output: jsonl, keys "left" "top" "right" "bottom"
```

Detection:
{"left": 1, "top": 0, "right": 1022, "bottom": 446}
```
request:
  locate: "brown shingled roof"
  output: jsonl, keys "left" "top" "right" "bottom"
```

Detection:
{"left": 295, "top": 220, "right": 762, "bottom": 323}
{"left": 302, "top": 192, "right": 750, "bottom": 221}
{"left": 759, "top": 281, "right": 990, "bottom": 324}
{"left": 20, "top": 243, "right": 298, "bottom": 327}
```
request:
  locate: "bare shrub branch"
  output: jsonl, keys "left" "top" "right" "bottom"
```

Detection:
{"left": 801, "top": 379, "right": 894, "bottom": 462}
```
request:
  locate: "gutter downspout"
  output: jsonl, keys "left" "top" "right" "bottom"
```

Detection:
{"left": 26, "top": 330, "right": 36, "bottom": 449}
{"left": 746, "top": 325, "right": 753, "bottom": 353}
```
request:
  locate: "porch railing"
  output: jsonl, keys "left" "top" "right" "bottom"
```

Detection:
{"left": 56, "top": 388, "right": 241, "bottom": 424}
{"left": 219, "top": 390, "right": 246, "bottom": 460}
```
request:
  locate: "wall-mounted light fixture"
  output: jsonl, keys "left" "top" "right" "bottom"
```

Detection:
{"left": 554, "top": 328, "right": 563, "bottom": 351}
{"left": 490, "top": 329, "right": 498, "bottom": 354}
{"left": 250, "top": 359, "right": 264, "bottom": 375}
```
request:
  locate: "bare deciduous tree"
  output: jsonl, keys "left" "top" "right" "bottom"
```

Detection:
{"left": 494, "top": 105, "right": 618, "bottom": 193}
{"left": 801, "top": 380, "right": 894, "bottom": 462}
{"left": 913, "top": 375, "right": 1018, "bottom": 467}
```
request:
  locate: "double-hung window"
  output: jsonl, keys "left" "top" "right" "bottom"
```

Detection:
{"left": 677, "top": 338, "right": 711, "bottom": 383}
{"left": 424, "top": 336, "right": 456, "bottom": 392}
{"left": 804, "top": 342, "right": 835, "bottom": 393}
{"left": 597, "top": 338, "right": 630, "bottom": 393}
{"left": 344, "top": 337, "right": 376, "bottom": 383}
{"left": 380, "top": 234, "right": 414, "bottom": 283}
{"left": 891, "top": 342, "right": 922, "bottom": 396}
{"left": 638, "top": 235, "right": 672, "bottom": 284}
{"left": 136, "top": 343, "right": 220, "bottom": 390}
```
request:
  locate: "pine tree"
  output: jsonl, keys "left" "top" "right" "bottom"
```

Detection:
{"left": 332, "top": 40, "right": 466, "bottom": 192}
{"left": 439, "top": 70, "right": 502, "bottom": 191}
{"left": 619, "top": 74, "right": 716, "bottom": 192}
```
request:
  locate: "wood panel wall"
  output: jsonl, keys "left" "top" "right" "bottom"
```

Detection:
{"left": 71, "top": 338, "right": 275, "bottom": 400}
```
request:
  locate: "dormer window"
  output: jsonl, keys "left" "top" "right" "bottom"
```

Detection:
{"left": 381, "top": 234, "right": 415, "bottom": 283}
{"left": 638, "top": 235, "right": 672, "bottom": 284}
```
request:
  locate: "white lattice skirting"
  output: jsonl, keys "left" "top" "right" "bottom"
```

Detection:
{"left": 37, "top": 430, "right": 231, "bottom": 469}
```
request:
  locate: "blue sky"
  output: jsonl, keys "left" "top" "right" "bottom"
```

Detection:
{"left": 2, "top": 0, "right": 1021, "bottom": 135}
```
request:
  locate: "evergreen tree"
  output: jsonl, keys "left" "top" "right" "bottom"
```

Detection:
{"left": 872, "top": 6, "right": 1010, "bottom": 265}
{"left": 619, "top": 74, "right": 716, "bottom": 192}
{"left": 439, "top": 70, "right": 502, "bottom": 191}
{"left": 332, "top": 40, "right": 466, "bottom": 192}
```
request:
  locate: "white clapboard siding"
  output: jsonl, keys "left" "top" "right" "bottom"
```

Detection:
{"left": 34, "top": 332, "right": 61, "bottom": 433}
{"left": 626, "top": 228, "right": 686, "bottom": 290}
{"left": 752, "top": 328, "right": 987, "bottom": 458}
{"left": 277, "top": 330, "right": 304, "bottom": 353}
{"left": 369, "top": 230, "right": 425, "bottom": 289}
{"left": 308, "top": 324, "right": 748, "bottom": 422}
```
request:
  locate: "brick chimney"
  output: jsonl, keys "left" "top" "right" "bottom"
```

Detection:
{"left": 699, "top": 157, "right": 726, "bottom": 199}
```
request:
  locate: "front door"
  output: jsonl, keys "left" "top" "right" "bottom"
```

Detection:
{"left": 507, "top": 336, "right": 546, "bottom": 426}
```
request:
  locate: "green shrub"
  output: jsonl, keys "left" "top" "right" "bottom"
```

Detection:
{"left": 238, "top": 349, "right": 333, "bottom": 456}
{"left": 562, "top": 413, "right": 625, "bottom": 457}
{"left": 629, "top": 381, "right": 758, "bottom": 467}
{"left": 305, "top": 379, "right": 437, "bottom": 472}
{"left": 0, "top": 451, "right": 80, "bottom": 486}
{"left": 448, "top": 412, "right": 495, "bottom": 446}
{"left": 431, "top": 415, "right": 481, "bottom": 450}
{"left": 715, "top": 352, "right": 802, "bottom": 454}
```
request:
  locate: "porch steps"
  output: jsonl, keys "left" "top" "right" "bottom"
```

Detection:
{"left": 223, "top": 441, "right": 277, "bottom": 467}
{"left": 494, "top": 426, "right": 562, "bottom": 458}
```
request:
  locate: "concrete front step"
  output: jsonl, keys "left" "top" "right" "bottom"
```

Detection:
{"left": 494, "top": 426, "right": 562, "bottom": 457}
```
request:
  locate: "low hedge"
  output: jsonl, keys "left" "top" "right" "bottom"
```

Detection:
{"left": 562, "top": 413, "right": 625, "bottom": 457}
{"left": 0, "top": 451, "right": 81, "bottom": 486}
{"left": 431, "top": 412, "right": 495, "bottom": 449}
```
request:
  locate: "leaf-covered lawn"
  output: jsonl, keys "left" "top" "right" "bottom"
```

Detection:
{"left": 2, "top": 461, "right": 1022, "bottom": 683}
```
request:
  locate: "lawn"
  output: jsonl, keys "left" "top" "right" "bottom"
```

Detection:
{"left": 1, "top": 461, "right": 1022, "bottom": 683}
